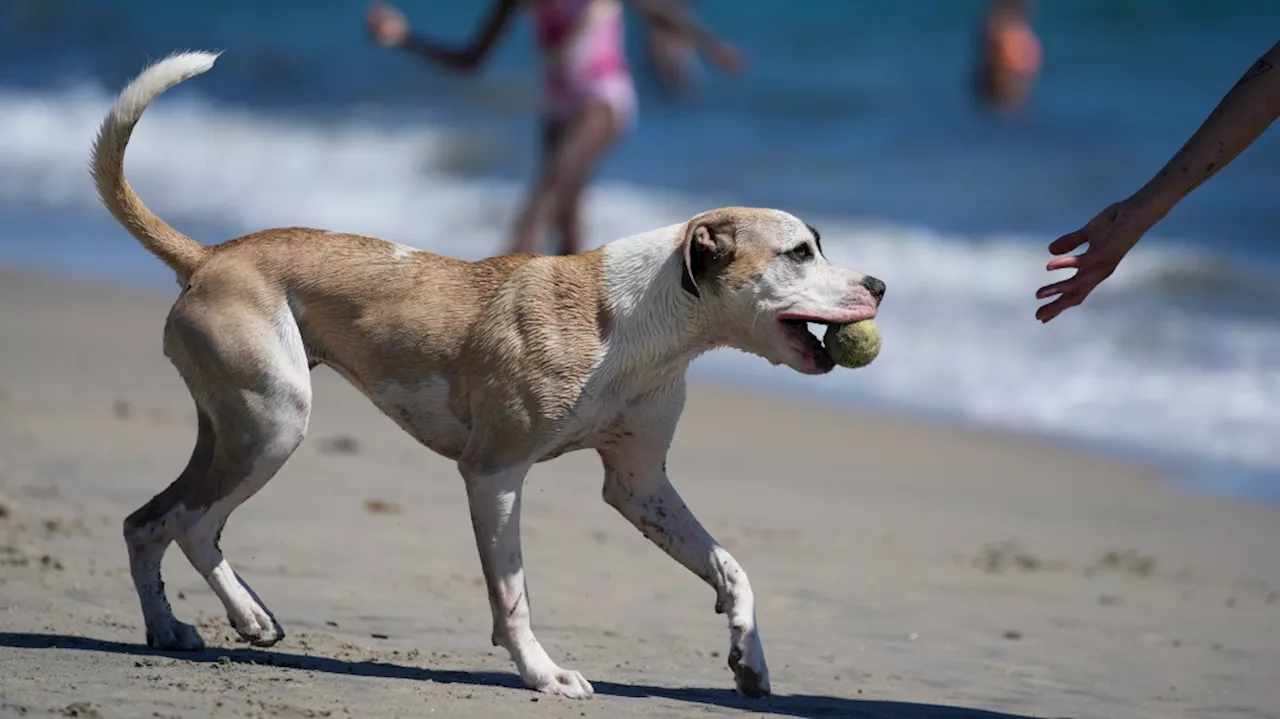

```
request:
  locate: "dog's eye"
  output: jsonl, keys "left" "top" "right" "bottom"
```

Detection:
{"left": 788, "top": 245, "right": 812, "bottom": 261}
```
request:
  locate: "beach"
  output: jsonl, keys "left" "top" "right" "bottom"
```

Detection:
{"left": 5, "top": 1, "right": 1280, "bottom": 716}
{"left": 0, "top": 264, "right": 1276, "bottom": 719}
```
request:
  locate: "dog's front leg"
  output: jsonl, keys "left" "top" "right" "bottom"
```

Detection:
{"left": 598, "top": 441, "right": 771, "bottom": 698}
{"left": 458, "top": 461, "right": 595, "bottom": 698}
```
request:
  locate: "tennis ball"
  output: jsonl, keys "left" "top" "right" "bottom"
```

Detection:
{"left": 823, "top": 320, "right": 882, "bottom": 369}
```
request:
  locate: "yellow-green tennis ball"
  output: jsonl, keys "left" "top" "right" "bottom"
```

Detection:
{"left": 823, "top": 320, "right": 882, "bottom": 369}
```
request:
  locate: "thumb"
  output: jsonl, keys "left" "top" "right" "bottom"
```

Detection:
{"left": 1047, "top": 228, "right": 1089, "bottom": 256}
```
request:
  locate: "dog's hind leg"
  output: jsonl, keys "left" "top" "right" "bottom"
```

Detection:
{"left": 123, "top": 407, "right": 218, "bottom": 651}
{"left": 125, "top": 297, "right": 311, "bottom": 650}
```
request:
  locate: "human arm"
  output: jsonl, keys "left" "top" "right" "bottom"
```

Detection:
{"left": 1036, "top": 39, "right": 1280, "bottom": 323}
{"left": 625, "top": 0, "right": 745, "bottom": 74}
{"left": 365, "top": 1, "right": 521, "bottom": 74}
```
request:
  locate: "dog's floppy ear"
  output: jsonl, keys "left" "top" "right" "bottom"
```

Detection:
{"left": 680, "top": 218, "right": 737, "bottom": 297}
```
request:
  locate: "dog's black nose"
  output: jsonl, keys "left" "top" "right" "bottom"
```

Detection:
{"left": 861, "top": 275, "right": 886, "bottom": 303}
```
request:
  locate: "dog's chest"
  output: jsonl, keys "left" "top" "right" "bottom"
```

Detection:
{"left": 536, "top": 403, "right": 626, "bottom": 460}
{"left": 535, "top": 381, "right": 677, "bottom": 461}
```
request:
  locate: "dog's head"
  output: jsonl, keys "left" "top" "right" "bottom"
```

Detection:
{"left": 678, "top": 207, "right": 884, "bottom": 375}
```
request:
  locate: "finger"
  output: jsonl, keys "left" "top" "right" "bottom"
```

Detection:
{"left": 1047, "top": 229, "right": 1089, "bottom": 256}
{"left": 1035, "top": 275, "right": 1080, "bottom": 300}
{"left": 1035, "top": 292, "right": 1082, "bottom": 322}
{"left": 1036, "top": 275, "right": 1105, "bottom": 322}
{"left": 1046, "top": 254, "right": 1088, "bottom": 272}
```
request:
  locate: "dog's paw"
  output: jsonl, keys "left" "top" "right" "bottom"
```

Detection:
{"left": 146, "top": 619, "right": 206, "bottom": 652}
{"left": 526, "top": 667, "right": 595, "bottom": 699}
{"left": 230, "top": 606, "right": 284, "bottom": 647}
{"left": 727, "top": 629, "right": 770, "bottom": 698}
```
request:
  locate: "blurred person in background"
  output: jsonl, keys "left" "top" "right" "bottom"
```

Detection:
{"left": 974, "top": 0, "right": 1041, "bottom": 113}
{"left": 365, "top": 0, "right": 744, "bottom": 257}
{"left": 1036, "top": 39, "right": 1280, "bottom": 323}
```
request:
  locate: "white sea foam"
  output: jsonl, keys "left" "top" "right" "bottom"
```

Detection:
{"left": 3, "top": 84, "right": 1279, "bottom": 475}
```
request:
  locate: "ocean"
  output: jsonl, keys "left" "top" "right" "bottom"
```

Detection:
{"left": 2, "top": 0, "right": 1279, "bottom": 502}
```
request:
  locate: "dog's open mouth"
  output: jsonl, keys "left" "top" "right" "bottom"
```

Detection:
{"left": 778, "top": 318, "right": 838, "bottom": 374}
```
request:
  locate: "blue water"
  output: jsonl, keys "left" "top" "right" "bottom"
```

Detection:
{"left": 3, "top": 0, "right": 1280, "bottom": 503}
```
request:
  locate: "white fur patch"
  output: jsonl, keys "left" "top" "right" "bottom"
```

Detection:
{"left": 389, "top": 241, "right": 421, "bottom": 260}
{"left": 207, "top": 559, "right": 279, "bottom": 641}
{"left": 599, "top": 224, "right": 702, "bottom": 382}
{"left": 371, "top": 377, "right": 470, "bottom": 458}
{"left": 272, "top": 303, "right": 313, "bottom": 412}
{"left": 107, "top": 52, "right": 220, "bottom": 130}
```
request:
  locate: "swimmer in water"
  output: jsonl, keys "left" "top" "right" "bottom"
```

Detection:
{"left": 366, "top": 0, "right": 744, "bottom": 256}
{"left": 974, "top": 0, "right": 1042, "bottom": 113}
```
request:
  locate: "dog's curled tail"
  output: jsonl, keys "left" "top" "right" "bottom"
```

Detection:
{"left": 90, "top": 51, "right": 220, "bottom": 282}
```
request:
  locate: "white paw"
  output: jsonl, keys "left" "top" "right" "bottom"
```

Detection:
{"left": 527, "top": 667, "right": 595, "bottom": 699}
{"left": 728, "top": 628, "right": 770, "bottom": 698}
{"left": 229, "top": 605, "right": 284, "bottom": 647}
{"left": 146, "top": 619, "right": 206, "bottom": 652}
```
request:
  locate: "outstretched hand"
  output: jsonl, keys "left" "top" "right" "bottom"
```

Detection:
{"left": 1035, "top": 200, "right": 1157, "bottom": 323}
{"left": 707, "top": 42, "right": 746, "bottom": 75}
{"left": 366, "top": 2, "right": 410, "bottom": 48}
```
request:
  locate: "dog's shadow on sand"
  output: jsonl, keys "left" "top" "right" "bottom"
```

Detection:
{"left": 2, "top": 632, "right": 1036, "bottom": 719}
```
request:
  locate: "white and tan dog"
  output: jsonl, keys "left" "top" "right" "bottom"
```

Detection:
{"left": 92, "top": 52, "right": 884, "bottom": 699}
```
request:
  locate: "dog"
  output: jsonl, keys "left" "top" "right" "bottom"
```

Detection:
{"left": 92, "top": 51, "right": 884, "bottom": 699}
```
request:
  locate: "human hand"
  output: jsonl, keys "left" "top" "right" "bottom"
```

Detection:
{"left": 707, "top": 42, "right": 745, "bottom": 75}
{"left": 366, "top": 2, "right": 409, "bottom": 48}
{"left": 1035, "top": 200, "right": 1159, "bottom": 323}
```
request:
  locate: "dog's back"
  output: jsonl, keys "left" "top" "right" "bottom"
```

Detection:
{"left": 88, "top": 51, "right": 590, "bottom": 416}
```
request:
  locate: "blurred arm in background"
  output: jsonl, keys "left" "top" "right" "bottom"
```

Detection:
{"left": 627, "top": 0, "right": 745, "bottom": 76}
{"left": 365, "top": 0, "right": 740, "bottom": 77}
{"left": 1036, "top": 39, "right": 1280, "bottom": 323}
{"left": 365, "top": 1, "right": 521, "bottom": 73}
{"left": 643, "top": 0, "right": 700, "bottom": 95}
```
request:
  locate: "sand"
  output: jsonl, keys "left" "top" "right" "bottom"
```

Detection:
{"left": 0, "top": 264, "right": 1276, "bottom": 719}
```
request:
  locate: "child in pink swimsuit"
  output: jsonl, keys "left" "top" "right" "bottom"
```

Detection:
{"left": 534, "top": 0, "right": 637, "bottom": 132}
{"left": 367, "top": 0, "right": 743, "bottom": 256}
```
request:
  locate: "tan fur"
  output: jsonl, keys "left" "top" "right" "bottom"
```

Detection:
{"left": 676, "top": 207, "right": 790, "bottom": 296}
{"left": 158, "top": 226, "right": 609, "bottom": 459}
{"left": 90, "top": 61, "right": 211, "bottom": 280}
